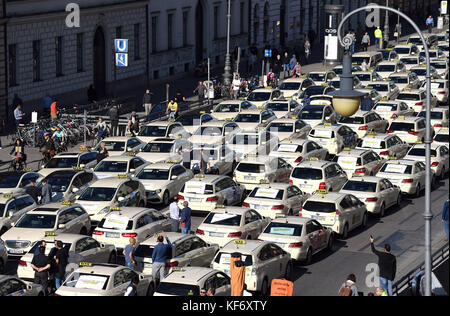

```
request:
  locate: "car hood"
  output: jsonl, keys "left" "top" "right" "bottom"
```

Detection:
{"left": 2, "top": 227, "right": 52, "bottom": 243}
{"left": 189, "top": 135, "right": 223, "bottom": 145}
{"left": 55, "top": 287, "right": 107, "bottom": 297}
{"left": 76, "top": 201, "right": 111, "bottom": 214}
{"left": 234, "top": 122, "right": 260, "bottom": 132}
{"left": 139, "top": 179, "right": 170, "bottom": 191}
{"left": 137, "top": 152, "right": 172, "bottom": 163}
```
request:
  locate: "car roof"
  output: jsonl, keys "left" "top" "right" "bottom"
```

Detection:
{"left": 200, "top": 121, "right": 231, "bottom": 127}
{"left": 0, "top": 193, "right": 31, "bottom": 203}
{"left": 45, "top": 170, "right": 79, "bottom": 178}
{"left": 383, "top": 159, "right": 416, "bottom": 166}
{"left": 336, "top": 149, "right": 371, "bottom": 157}
{"left": 208, "top": 207, "right": 252, "bottom": 215}
{"left": 39, "top": 233, "right": 88, "bottom": 243}
{"left": 392, "top": 116, "right": 423, "bottom": 122}
{"left": 27, "top": 203, "right": 78, "bottom": 214}
{"left": 346, "top": 176, "right": 383, "bottom": 183}
{"left": 375, "top": 100, "right": 403, "bottom": 105}
{"left": 53, "top": 153, "right": 84, "bottom": 158}
{"left": 420, "top": 107, "right": 447, "bottom": 113}
{"left": 271, "top": 216, "right": 312, "bottom": 225}
{"left": 306, "top": 192, "right": 346, "bottom": 202}
{"left": 218, "top": 100, "right": 247, "bottom": 105}
{"left": 104, "top": 207, "right": 156, "bottom": 219}
{"left": 349, "top": 110, "right": 372, "bottom": 117}
{"left": 186, "top": 174, "right": 226, "bottom": 184}
{"left": 75, "top": 264, "right": 124, "bottom": 275}
{"left": 252, "top": 183, "right": 292, "bottom": 190}
{"left": 251, "top": 88, "right": 274, "bottom": 93}
{"left": 148, "top": 138, "right": 177, "bottom": 144}
{"left": 99, "top": 156, "right": 135, "bottom": 162}
{"left": 239, "top": 155, "right": 276, "bottom": 164}
{"left": 312, "top": 123, "right": 342, "bottom": 131}
{"left": 377, "top": 60, "right": 400, "bottom": 65}
{"left": 140, "top": 232, "right": 189, "bottom": 246}
{"left": 282, "top": 78, "right": 309, "bottom": 83}
{"left": 296, "top": 160, "right": 333, "bottom": 169}
{"left": 101, "top": 137, "right": 132, "bottom": 142}
{"left": 409, "top": 143, "right": 442, "bottom": 150}
{"left": 90, "top": 177, "right": 129, "bottom": 187}
{"left": 143, "top": 121, "right": 173, "bottom": 127}
{"left": 239, "top": 109, "right": 263, "bottom": 114}
{"left": 220, "top": 239, "right": 267, "bottom": 254}
{"left": 398, "top": 89, "right": 424, "bottom": 94}
{"left": 142, "top": 163, "right": 177, "bottom": 170}
{"left": 271, "top": 118, "right": 297, "bottom": 123}
{"left": 162, "top": 267, "right": 217, "bottom": 284}
{"left": 278, "top": 138, "right": 309, "bottom": 145}
{"left": 361, "top": 134, "right": 393, "bottom": 140}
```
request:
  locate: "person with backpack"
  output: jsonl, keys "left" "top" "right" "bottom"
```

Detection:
{"left": 370, "top": 236, "right": 396, "bottom": 296}
{"left": 338, "top": 274, "right": 359, "bottom": 296}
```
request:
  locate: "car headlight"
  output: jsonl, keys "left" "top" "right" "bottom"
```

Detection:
{"left": 98, "top": 207, "right": 110, "bottom": 215}
{"left": 150, "top": 189, "right": 162, "bottom": 195}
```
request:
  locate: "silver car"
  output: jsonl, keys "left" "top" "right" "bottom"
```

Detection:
{"left": 0, "top": 275, "right": 44, "bottom": 296}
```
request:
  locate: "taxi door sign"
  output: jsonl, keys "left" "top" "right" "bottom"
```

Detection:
{"left": 270, "top": 278, "right": 294, "bottom": 296}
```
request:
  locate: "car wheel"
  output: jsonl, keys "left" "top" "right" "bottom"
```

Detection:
{"left": 415, "top": 184, "right": 421, "bottom": 198}
{"left": 162, "top": 191, "right": 170, "bottom": 206}
{"left": 341, "top": 224, "right": 349, "bottom": 240}
{"left": 327, "top": 234, "right": 334, "bottom": 252}
{"left": 379, "top": 203, "right": 386, "bottom": 218}
{"left": 108, "top": 252, "right": 117, "bottom": 264}
{"left": 441, "top": 167, "right": 446, "bottom": 180}
{"left": 304, "top": 247, "right": 313, "bottom": 265}
{"left": 260, "top": 277, "right": 269, "bottom": 296}
{"left": 362, "top": 212, "right": 368, "bottom": 228}
{"left": 146, "top": 283, "right": 155, "bottom": 296}
{"left": 396, "top": 193, "right": 402, "bottom": 207}
{"left": 79, "top": 227, "right": 87, "bottom": 236}
{"left": 284, "top": 261, "right": 293, "bottom": 281}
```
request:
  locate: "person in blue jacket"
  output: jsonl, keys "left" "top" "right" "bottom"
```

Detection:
{"left": 180, "top": 201, "right": 192, "bottom": 234}
{"left": 442, "top": 200, "right": 449, "bottom": 241}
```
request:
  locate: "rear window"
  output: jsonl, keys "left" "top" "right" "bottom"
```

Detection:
{"left": 214, "top": 252, "right": 253, "bottom": 265}
{"left": 389, "top": 122, "right": 415, "bottom": 132}
{"left": 249, "top": 188, "right": 284, "bottom": 200}
{"left": 380, "top": 163, "right": 412, "bottom": 174}
{"left": 203, "top": 213, "right": 241, "bottom": 226}
{"left": 397, "top": 93, "right": 420, "bottom": 101}
{"left": 182, "top": 183, "right": 214, "bottom": 195}
{"left": 342, "top": 181, "right": 377, "bottom": 192}
{"left": 134, "top": 245, "right": 154, "bottom": 258}
{"left": 434, "top": 134, "right": 449, "bottom": 143}
{"left": 303, "top": 201, "right": 336, "bottom": 213}
{"left": 408, "top": 148, "right": 437, "bottom": 157}
{"left": 156, "top": 282, "right": 200, "bottom": 296}
{"left": 339, "top": 117, "right": 364, "bottom": 125}
{"left": 263, "top": 222, "right": 302, "bottom": 236}
{"left": 237, "top": 163, "right": 265, "bottom": 173}
{"left": 418, "top": 111, "right": 443, "bottom": 120}
{"left": 357, "top": 138, "right": 385, "bottom": 149}
{"left": 291, "top": 168, "right": 323, "bottom": 180}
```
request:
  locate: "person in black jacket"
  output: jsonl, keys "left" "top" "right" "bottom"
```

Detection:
{"left": 142, "top": 89, "right": 153, "bottom": 121}
{"left": 31, "top": 246, "right": 51, "bottom": 295}
{"left": 108, "top": 104, "right": 119, "bottom": 136}
{"left": 370, "top": 236, "right": 396, "bottom": 296}
{"left": 52, "top": 240, "right": 69, "bottom": 290}
{"left": 25, "top": 181, "right": 41, "bottom": 204}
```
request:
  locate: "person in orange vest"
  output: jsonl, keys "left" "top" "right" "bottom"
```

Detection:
{"left": 50, "top": 98, "right": 58, "bottom": 121}
{"left": 270, "top": 278, "right": 294, "bottom": 296}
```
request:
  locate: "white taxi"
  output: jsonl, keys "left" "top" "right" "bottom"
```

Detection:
{"left": 93, "top": 137, "right": 147, "bottom": 157}
{"left": 307, "top": 71, "right": 337, "bottom": 85}
{"left": 228, "top": 131, "right": 279, "bottom": 157}
{"left": 196, "top": 207, "right": 270, "bottom": 247}
{"left": 246, "top": 88, "right": 282, "bottom": 107}
{"left": 393, "top": 44, "right": 420, "bottom": 58}
{"left": 434, "top": 128, "right": 449, "bottom": 148}
{"left": 365, "top": 81, "right": 400, "bottom": 100}
{"left": 234, "top": 156, "right": 292, "bottom": 192}
{"left": 386, "top": 117, "right": 429, "bottom": 144}
{"left": 0, "top": 275, "right": 44, "bottom": 296}
{"left": 39, "top": 151, "right": 99, "bottom": 177}
{"left": 290, "top": 160, "right": 348, "bottom": 194}
{"left": 211, "top": 100, "right": 257, "bottom": 121}
{"left": 75, "top": 177, "right": 147, "bottom": 225}
{"left": 55, "top": 263, "right": 155, "bottom": 296}
{"left": 429, "top": 59, "right": 449, "bottom": 77}
{"left": 395, "top": 89, "right": 438, "bottom": 114}
{"left": 177, "top": 175, "right": 246, "bottom": 212}
{"left": 417, "top": 108, "right": 449, "bottom": 133}
{"left": 257, "top": 216, "right": 334, "bottom": 264}
{"left": 278, "top": 77, "right": 316, "bottom": 98}
{"left": 374, "top": 60, "right": 407, "bottom": 78}
{"left": 137, "top": 163, "right": 193, "bottom": 205}
{"left": 388, "top": 72, "right": 421, "bottom": 90}
{"left": 269, "top": 139, "right": 328, "bottom": 167}
{"left": 372, "top": 101, "right": 415, "bottom": 123}
{"left": 338, "top": 110, "right": 388, "bottom": 139}
{"left": 135, "top": 233, "right": 219, "bottom": 277}
{"left": 189, "top": 121, "right": 241, "bottom": 146}
{"left": 356, "top": 133, "right": 409, "bottom": 159}
{"left": 298, "top": 105, "right": 337, "bottom": 128}
{"left": 400, "top": 55, "right": 426, "bottom": 71}
{"left": 263, "top": 99, "right": 302, "bottom": 118}
{"left": 1, "top": 203, "right": 91, "bottom": 256}
{"left": 376, "top": 159, "right": 430, "bottom": 197}
{"left": 92, "top": 207, "right": 171, "bottom": 250}
{"left": 17, "top": 234, "right": 117, "bottom": 281}
{"left": 328, "top": 76, "right": 363, "bottom": 90}
{"left": 300, "top": 193, "right": 369, "bottom": 239}
{"left": 340, "top": 177, "right": 402, "bottom": 217}
{"left": 353, "top": 71, "right": 384, "bottom": 87}
{"left": 410, "top": 65, "right": 441, "bottom": 81}
{"left": 190, "top": 145, "right": 237, "bottom": 175}
{"left": 137, "top": 121, "right": 189, "bottom": 144}
{"left": 404, "top": 144, "right": 449, "bottom": 180}
{"left": 154, "top": 267, "right": 231, "bottom": 296}
{"left": 243, "top": 183, "right": 309, "bottom": 218}
{"left": 422, "top": 80, "right": 449, "bottom": 104}
{"left": 266, "top": 118, "right": 312, "bottom": 141}
{"left": 308, "top": 124, "right": 359, "bottom": 156}
{"left": 333, "top": 149, "right": 385, "bottom": 177}
{"left": 137, "top": 138, "right": 192, "bottom": 164}
{"left": 93, "top": 155, "right": 151, "bottom": 180}
{"left": 212, "top": 240, "right": 291, "bottom": 295}
{"left": 232, "top": 109, "right": 277, "bottom": 133}
{"left": 0, "top": 193, "right": 37, "bottom": 236}
{"left": 0, "top": 171, "right": 42, "bottom": 195}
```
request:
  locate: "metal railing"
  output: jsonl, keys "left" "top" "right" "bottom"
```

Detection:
{"left": 392, "top": 243, "right": 449, "bottom": 296}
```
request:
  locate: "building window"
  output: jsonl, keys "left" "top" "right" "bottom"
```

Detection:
{"left": 183, "top": 10, "right": 189, "bottom": 46}
{"left": 55, "top": 36, "right": 63, "bottom": 77}
{"left": 168, "top": 13, "right": 174, "bottom": 50}
{"left": 152, "top": 16, "right": 158, "bottom": 53}
{"left": 8, "top": 44, "right": 17, "bottom": 87}
{"left": 116, "top": 26, "right": 122, "bottom": 39}
{"left": 134, "top": 23, "right": 140, "bottom": 60}
{"left": 240, "top": 2, "right": 245, "bottom": 34}
{"left": 77, "top": 33, "right": 83, "bottom": 72}
{"left": 32, "top": 40, "right": 41, "bottom": 82}
{"left": 214, "top": 6, "right": 219, "bottom": 39}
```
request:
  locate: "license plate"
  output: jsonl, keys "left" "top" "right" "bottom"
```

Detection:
{"left": 244, "top": 176, "right": 256, "bottom": 181}
{"left": 209, "top": 232, "right": 224, "bottom": 237}
{"left": 299, "top": 184, "right": 312, "bottom": 188}
{"left": 105, "top": 233, "right": 120, "bottom": 238}
{"left": 8, "top": 249, "right": 23, "bottom": 254}
{"left": 189, "top": 198, "right": 201, "bottom": 202}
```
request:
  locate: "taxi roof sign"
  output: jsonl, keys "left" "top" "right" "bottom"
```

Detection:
{"left": 316, "top": 189, "right": 327, "bottom": 194}
{"left": 109, "top": 206, "right": 120, "bottom": 211}
{"left": 194, "top": 174, "right": 205, "bottom": 179}
{"left": 79, "top": 262, "right": 93, "bottom": 267}
{"left": 45, "top": 231, "right": 56, "bottom": 237}
{"left": 79, "top": 146, "right": 89, "bottom": 151}
{"left": 61, "top": 201, "right": 71, "bottom": 206}
{"left": 2, "top": 194, "right": 13, "bottom": 199}
{"left": 125, "top": 133, "right": 134, "bottom": 137}
{"left": 118, "top": 174, "right": 129, "bottom": 178}
{"left": 23, "top": 168, "right": 33, "bottom": 172}
{"left": 234, "top": 239, "right": 246, "bottom": 245}
{"left": 72, "top": 167, "right": 83, "bottom": 172}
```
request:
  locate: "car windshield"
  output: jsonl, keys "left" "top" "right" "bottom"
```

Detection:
{"left": 236, "top": 163, "right": 265, "bottom": 173}
{"left": 300, "top": 87, "right": 326, "bottom": 98}
{"left": 279, "top": 82, "right": 301, "bottom": 90}
{"left": 266, "top": 103, "right": 289, "bottom": 111}
{"left": 194, "top": 126, "right": 223, "bottom": 136}
{"left": 380, "top": 163, "right": 413, "bottom": 174}
{"left": 156, "top": 283, "right": 200, "bottom": 296}
{"left": 400, "top": 58, "right": 418, "bottom": 64}
{"left": 291, "top": 168, "right": 322, "bottom": 180}
{"left": 274, "top": 143, "right": 302, "bottom": 153}
{"left": 407, "top": 38, "right": 422, "bottom": 45}
{"left": 234, "top": 114, "right": 260, "bottom": 123}
{"left": 438, "top": 45, "right": 449, "bottom": 51}
{"left": 268, "top": 123, "right": 294, "bottom": 133}
{"left": 374, "top": 104, "right": 397, "bottom": 111}
{"left": 308, "top": 73, "right": 326, "bottom": 81}
{"left": 329, "top": 81, "right": 340, "bottom": 88}
{"left": 355, "top": 74, "right": 372, "bottom": 82}
{"left": 389, "top": 122, "right": 415, "bottom": 132}
{"left": 247, "top": 92, "right": 271, "bottom": 102}
{"left": 0, "top": 173, "right": 22, "bottom": 188}
{"left": 249, "top": 188, "right": 284, "bottom": 200}
{"left": 78, "top": 187, "right": 116, "bottom": 201}
{"left": 408, "top": 148, "right": 437, "bottom": 157}
{"left": 101, "top": 141, "right": 126, "bottom": 152}
{"left": 418, "top": 111, "right": 443, "bottom": 120}
{"left": 342, "top": 181, "right": 377, "bottom": 192}
{"left": 434, "top": 134, "right": 449, "bottom": 143}
{"left": 339, "top": 117, "right": 364, "bottom": 124}
{"left": 45, "top": 158, "right": 79, "bottom": 168}
{"left": 137, "top": 169, "right": 170, "bottom": 180}
{"left": 263, "top": 222, "right": 302, "bottom": 236}
{"left": 44, "top": 173, "right": 74, "bottom": 193}
{"left": 15, "top": 214, "right": 56, "bottom": 229}
{"left": 420, "top": 51, "right": 438, "bottom": 58}
{"left": 352, "top": 56, "right": 369, "bottom": 65}
{"left": 376, "top": 65, "right": 396, "bottom": 72}
{"left": 430, "top": 62, "right": 446, "bottom": 69}
{"left": 203, "top": 213, "right": 241, "bottom": 226}
{"left": 389, "top": 76, "right": 408, "bottom": 84}
{"left": 367, "top": 84, "right": 388, "bottom": 91}
{"left": 299, "top": 109, "right": 323, "bottom": 120}
{"left": 94, "top": 161, "right": 128, "bottom": 173}
{"left": 142, "top": 143, "right": 173, "bottom": 153}
{"left": 216, "top": 104, "right": 240, "bottom": 112}
{"left": 231, "top": 135, "right": 259, "bottom": 145}
{"left": 394, "top": 47, "right": 411, "bottom": 54}
{"left": 397, "top": 93, "right": 420, "bottom": 101}
{"left": 303, "top": 201, "right": 336, "bottom": 213}
{"left": 411, "top": 68, "right": 426, "bottom": 76}
{"left": 138, "top": 126, "right": 167, "bottom": 137}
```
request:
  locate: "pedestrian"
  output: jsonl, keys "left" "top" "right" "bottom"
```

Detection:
{"left": 442, "top": 200, "right": 449, "bottom": 241}
{"left": 108, "top": 104, "right": 119, "bottom": 137}
{"left": 370, "top": 236, "right": 396, "bottom": 296}
{"left": 10, "top": 138, "right": 26, "bottom": 170}
{"left": 267, "top": 69, "right": 276, "bottom": 87}
{"left": 347, "top": 31, "right": 356, "bottom": 54}
{"left": 302, "top": 94, "right": 311, "bottom": 107}
{"left": 165, "top": 99, "right": 178, "bottom": 120}
{"left": 50, "top": 98, "right": 58, "bottom": 121}
{"left": 14, "top": 104, "right": 25, "bottom": 128}
{"left": 127, "top": 111, "right": 140, "bottom": 136}
{"left": 361, "top": 32, "right": 371, "bottom": 52}
{"left": 199, "top": 149, "right": 209, "bottom": 174}
{"left": 42, "top": 93, "right": 52, "bottom": 118}
{"left": 180, "top": 201, "right": 192, "bottom": 235}
{"left": 87, "top": 85, "right": 97, "bottom": 103}
{"left": 124, "top": 276, "right": 140, "bottom": 296}
{"left": 338, "top": 274, "right": 359, "bottom": 296}
{"left": 169, "top": 196, "right": 180, "bottom": 232}
{"left": 175, "top": 89, "right": 186, "bottom": 104}
{"left": 273, "top": 55, "right": 282, "bottom": 86}
{"left": 96, "top": 142, "right": 109, "bottom": 164}
{"left": 40, "top": 133, "right": 56, "bottom": 163}
{"left": 361, "top": 59, "right": 369, "bottom": 72}
{"left": 12, "top": 93, "right": 22, "bottom": 109}
{"left": 360, "top": 93, "right": 374, "bottom": 111}
{"left": 304, "top": 41, "right": 311, "bottom": 65}
{"left": 232, "top": 75, "right": 241, "bottom": 100}
{"left": 194, "top": 81, "right": 207, "bottom": 105}
{"left": 95, "top": 117, "right": 107, "bottom": 143}
{"left": 376, "top": 287, "right": 388, "bottom": 296}
{"left": 180, "top": 147, "right": 192, "bottom": 170}
{"left": 53, "top": 240, "right": 68, "bottom": 290}
{"left": 292, "top": 62, "right": 302, "bottom": 78}
{"left": 282, "top": 52, "right": 290, "bottom": 79}
{"left": 393, "top": 24, "right": 400, "bottom": 43}
{"left": 142, "top": 89, "right": 153, "bottom": 121}
{"left": 31, "top": 246, "right": 51, "bottom": 295}
{"left": 151, "top": 233, "right": 172, "bottom": 282}
{"left": 289, "top": 54, "right": 297, "bottom": 73}
{"left": 426, "top": 15, "right": 434, "bottom": 34}
{"left": 25, "top": 181, "right": 41, "bottom": 204}
{"left": 41, "top": 179, "right": 53, "bottom": 204}
{"left": 308, "top": 29, "right": 316, "bottom": 47}
{"left": 123, "top": 237, "right": 137, "bottom": 270}
{"left": 374, "top": 27, "right": 383, "bottom": 49}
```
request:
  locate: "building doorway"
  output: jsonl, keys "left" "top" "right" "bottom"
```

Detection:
{"left": 93, "top": 26, "right": 106, "bottom": 98}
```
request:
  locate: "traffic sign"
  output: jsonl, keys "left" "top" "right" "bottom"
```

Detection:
{"left": 265, "top": 49, "right": 272, "bottom": 58}
{"left": 116, "top": 53, "right": 128, "bottom": 67}
{"left": 115, "top": 39, "right": 128, "bottom": 53}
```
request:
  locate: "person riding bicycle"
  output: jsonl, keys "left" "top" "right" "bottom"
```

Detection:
{"left": 10, "top": 139, "right": 26, "bottom": 170}
{"left": 95, "top": 117, "right": 108, "bottom": 143}
{"left": 52, "top": 127, "right": 66, "bottom": 151}
{"left": 40, "top": 133, "right": 56, "bottom": 163}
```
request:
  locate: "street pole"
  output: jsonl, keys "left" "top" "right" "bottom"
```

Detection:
{"left": 336, "top": 5, "right": 433, "bottom": 296}
{"left": 223, "top": 0, "right": 232, "bottom": 87}
{"left": 397, "top": 8, "right": 401, "bottom": 45}
{"left": 207, "top": 57, "right": 211, "bottom": 106}
{"left": 83, "top": 110, "right": 87, "bottom": 147}
{"left": 384, "top": 0, "right": 390, "bottom": 48}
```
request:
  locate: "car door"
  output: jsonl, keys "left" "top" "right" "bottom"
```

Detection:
{"left": 382, "top": 179, "right": 397, "bottom": 208}
{"left": 414, "top": 162, "right": 426, "bottom": 188}
{"left": 334, "top": 164, "right": 348, "bottom": 190}
{"left": 187, "top": 236, "right": 214, "bottom": 267}
{"left": 266, "top": 243, "right": 288, "bottom": 280}
{"left": 111, "top": 269, "right": 133, "bottom": 296}
{"left": 225, "top": 178, "right": 241, "bottom": 205}
{"left": 243, "top": 211, "right": 260, "bottom": 239}
{"left": 348, "top": 195, "right": 365, "bottom": 227}
{"left": 257, "top": 245, "right": 278, "bottom": 281}
{"left": 79, "top": 237, "right": 108, "bottom": 263}
{"left": 211, "top": 272, "right": 232, "bottom": 296}
{"left": 286, "top": 186, "right": 303, "bottom": 214}
{"left": 305, "top": 221, "right": 321, "bottom": 251}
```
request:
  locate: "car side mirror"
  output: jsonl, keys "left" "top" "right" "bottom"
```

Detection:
{"left": 171, "top": 175, "right": 178, "bottom": 180}
{"left": 26, "top": 284, "right": 33, "bottom": 291}
{"left": 79, "top": 164, "right": 86, "bottom": 168}
{"left": 139, "top": 274, "right": 145, "bottom": 281}
{"left": 129, "top": 169, "right": 136, "bottom": 174}
{"left": 100, "top": 243, "right": 106, "bottom": 249}
{"left": 58, "top": 224, "right": 66, "bottom": 229}
{"left": 72, "top": 187, "right": 79, "bottom": 193}
{"left": 10, "top": 222, "right": 15, "bottom": 227}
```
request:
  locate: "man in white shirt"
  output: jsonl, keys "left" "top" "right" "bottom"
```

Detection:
{"left": 232, "top": 75, "right": 241, "bottom": 100}
{"left": 361, "top": 59, "right": 369, "bottom": 72}
{"left": 169, "top": 196, "right": 180, "bottom": 232}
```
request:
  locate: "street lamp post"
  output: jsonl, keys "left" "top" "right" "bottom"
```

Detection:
{"left": 384, "top": 0, "right": 390, "bottom": 48}
{"left": 223, "top": 0, "right": 232, "bottom": 87}
{"left": 334, "top": 5, "right": 434, "bottom": 296}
